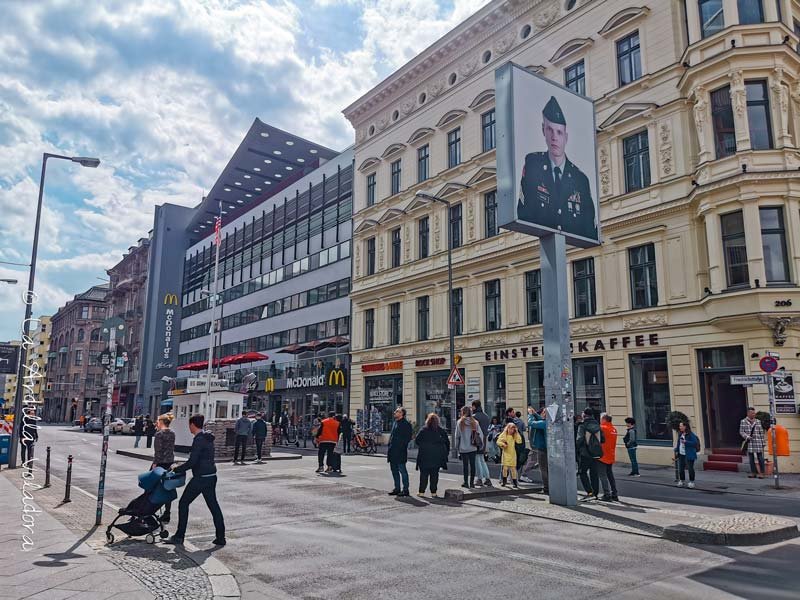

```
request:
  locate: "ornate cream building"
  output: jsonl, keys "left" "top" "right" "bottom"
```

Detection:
{"left": 343, "top": 0, "right": 800, "bottom": 471}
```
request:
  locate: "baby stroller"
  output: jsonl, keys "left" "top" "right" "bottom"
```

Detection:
{"left": 106, "top": 467, "right": 185, "bottom": 545}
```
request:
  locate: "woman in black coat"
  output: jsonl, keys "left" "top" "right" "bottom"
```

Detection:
{"left": 415, "top": 413, "right": 450, "bottom": 498}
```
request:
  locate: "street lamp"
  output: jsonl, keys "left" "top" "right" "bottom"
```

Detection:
{"left": 415, "top": 183, "right": 470, "bottom": 457}
{"left": 9, "top": 152, "right": 100, "bottom": 469}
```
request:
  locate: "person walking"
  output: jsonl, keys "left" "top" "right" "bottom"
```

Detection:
{"left": 168, "top": 414, "right": 226, "bottom": 547}
{"left": 387, "top": 407, "right": 413, "bottom": 497}
{"left": 252, "top": 413, "right": 268, "bottom": 464}
{"left": 576, "top": 407, "right": 603, "bottom": 500}
{"left": 486, "top": 416, "right": 502, "bottom": 464}
{"left": 145, "top": 415, "right": 156, "bottom": 449}
{"left": 341, "top": 414, "right": 353, "bottom": 454}
{"left": 151, "top": 415, "right": 175, "bottom": 523}
{"left": 18, "top": 409, "right": 38, "bottom": 470}
{"left": 496, "top": 422, "right": 523, "bottom": 488}
{"left": 315, "top": 411, "right": 340, "bottom": 473}
{"left": 522, "top": 407, "right": 548, "bottom": 493}
{"left": 415, "top": 413, "right": 450, "bottom": 498}
{"left": 623, "top": 417, "right": 640, "bottom": 476}
{"left": 470, "top": 400, "right": 492, "bottom": 487}
{"left": 739, "top": 407, "right": 766, "bottom": 479}
{"left": 454, "top": 406, "right": 483, "bottom": 489}
{"left": 598, "top": 414, "right": 619, "bottom": 501}
{"left": 133, "top": 415, "right": 144, "bottom": 448}
{"left": 675, "top": 421, "right": 700, "bottom": 488}
{"left": 233, "top": 412, "right": 252, "bottom": 465}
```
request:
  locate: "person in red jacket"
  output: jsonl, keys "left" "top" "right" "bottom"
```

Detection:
{"left": 315, "top": 412, "right": 341, "bottom": 473}
{"left": 598, "top": 414, "right": 619, "bottom": 501}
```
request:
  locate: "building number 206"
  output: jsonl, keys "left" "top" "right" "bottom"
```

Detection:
{"left": 775, "top": 300, "right": 792, "bottom": 307}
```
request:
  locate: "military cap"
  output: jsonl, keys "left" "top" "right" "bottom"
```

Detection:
{"left": 542, "top": 96, "right": 566, "bottom": 126}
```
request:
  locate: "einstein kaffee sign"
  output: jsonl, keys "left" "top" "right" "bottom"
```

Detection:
{"left": 484, "top": 333, "right": 660, "bottom": 362}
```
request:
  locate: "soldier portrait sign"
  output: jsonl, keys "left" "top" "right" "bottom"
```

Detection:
{"left": 495, "top": 62, "right": 600, "bottom": 247}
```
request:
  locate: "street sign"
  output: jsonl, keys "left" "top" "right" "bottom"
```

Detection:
{"left": 730, "top": 375, "right": 768, "bottom": 386}
{"left": 759, "top": 356, "right": 779, "bottom": 373}
{"left": 767, "top": 351, "right": 781, "bottom": 359}
{"left": 99, "top": 351, "right": 111, "bottom": 366}
{"left": 115, "top": 357, "right": 124, "bottom": 368}
{"left": 447, "top": 367, "right": 464, "bottom": 386}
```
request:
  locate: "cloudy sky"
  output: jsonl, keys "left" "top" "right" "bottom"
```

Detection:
{"left": 0, "top": 0, "right": 489, "bottom": 341}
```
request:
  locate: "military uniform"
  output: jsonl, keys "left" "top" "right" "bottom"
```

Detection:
{"left": 517, "top": 96, "right": 597, "bottom": 241}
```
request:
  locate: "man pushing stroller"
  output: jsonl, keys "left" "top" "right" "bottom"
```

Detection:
{"left": 167, "top": 414, "right": 226, "bottom": 547}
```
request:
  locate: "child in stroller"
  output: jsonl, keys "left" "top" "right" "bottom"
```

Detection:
{"left": 106, "top": 466, "right": 184, "bottom": 544}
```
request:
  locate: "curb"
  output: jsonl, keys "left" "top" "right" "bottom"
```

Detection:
{"left": 662, "top": 514, "right": 800, "bottom": 546}
{"left": 444, "top": 485, "right": 544, "bottom": 501}
{"left": 115, "top": 448, "right": 301, "bottom": 462}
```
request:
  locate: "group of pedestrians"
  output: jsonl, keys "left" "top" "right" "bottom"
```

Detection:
{"left": 133, "top": 415, "right": 156, "bottom": 449}
{"left": 232, "top": 412, "right": 269, "bottom": 464}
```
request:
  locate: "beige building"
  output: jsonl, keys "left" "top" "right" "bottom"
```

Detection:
{"left": 25, "top": 316, "right": 51, "bottom": 410}
{"left": 1, "top": 340, "right": 21, "bottom": 416}
{"left": 343, "top": 0, "right": 800, "bottom": 471}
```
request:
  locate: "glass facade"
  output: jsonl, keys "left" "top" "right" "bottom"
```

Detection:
{"left": 525, "top": 362, "right": 545, "bottom": 410}
{"left": 573, "top": 357, "right": 605, "bottom": 414}
{"left": 483, "top": 365, "right": 506, "bottom": 419}
{"left": 629, "top": 352, "right": 672, "bottom": 443}
{"left": 416, "top": 369, "right": 465, "bottom": 434}
{"left": 365, "top": 374, "right": 403, "bottom": 433}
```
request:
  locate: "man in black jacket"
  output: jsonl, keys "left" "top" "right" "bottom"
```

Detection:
{"left": 133, "top": 415, "right": 144, "bottom": 448}
{"left": 168, "top": 414, "right": 226, "bottom": 546}
{"left": 576, "top": 407, "right": 604, "bottom": 501}
{"left": 252, "top": 413, "right": 268, "bottom": 464}
{"left": 387, "top": 407, "right": 413, "bottom": 497}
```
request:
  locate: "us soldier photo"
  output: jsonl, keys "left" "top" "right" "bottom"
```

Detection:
{"left": 518, "top": 95, "right": 597, "bottom": 241}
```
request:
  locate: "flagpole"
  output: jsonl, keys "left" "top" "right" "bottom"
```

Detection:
{"left": 204, "top": 201, "right": 222, "bottom": 422}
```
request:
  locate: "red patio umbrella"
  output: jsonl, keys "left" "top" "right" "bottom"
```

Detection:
{"left": 176, "top": 360, "right": 209, "bottom": 371}
{"left": 277, "top": 343, "right": 309, "bottom": 355}
{"left": 219, "top": 351, "right": 269, "bottom": 366}
{"left": 323, "top": 335, "right": 349, "bottom": 348}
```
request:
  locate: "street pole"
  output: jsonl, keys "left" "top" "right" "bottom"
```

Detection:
{"left": 444, "top": 201, "right": 458, "bottom": 459}
{"left": 767, "top": 373, "right": 780, "bottom": 489}
{"left": 96, "top": 320, "right": 121, "bottom": 526}
{"left": 541, "top": 234, "right": 577, "bottom": 507}
{"left": 204, "top": 207, "right": 223, "bottom": 422}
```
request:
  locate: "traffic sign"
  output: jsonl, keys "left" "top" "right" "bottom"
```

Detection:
{"left": 759, "top": 356, "right": 779, "bottom": 373}
{"left": 730, "top": 374, "right": 767, "bottom": 386}
{"left": 447, "top": 366, "right": 464, "bottom": 386}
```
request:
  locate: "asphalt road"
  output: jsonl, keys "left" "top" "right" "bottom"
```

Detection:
{"left": 25, "top": 425, "right": 800, "bottom": 600}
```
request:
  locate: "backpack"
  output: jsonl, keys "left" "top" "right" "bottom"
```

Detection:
{"left": 470, "top": 425, "right": 484, "bottom": 452}
{"left": 585, "top": 429, "right": 603, "bottom": 459}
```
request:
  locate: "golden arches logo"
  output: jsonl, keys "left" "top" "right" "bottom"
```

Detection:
{"left": 328, "top": 369, "right": 346, "bottom": 388}
{"left": 163, "top": 293, "right": 179, "bottom": 305}
{"left": 265, "top": 378, "right": 275, "bottom": 392}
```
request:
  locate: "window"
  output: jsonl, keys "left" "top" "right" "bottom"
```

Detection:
{"left": 449, "top": 203, "right": 462, "bottom": 249}
{"left": 623, "top": 131, "right": 651, "bottom": 192}
{"left": 391, "top": 227, "right": 401, "bottom": 268}
{"left": 573, "top": 357, "right": 606, "bottom": 414}
{"left": 573, "top": 257, "right": 596, "bottom": 317}
{"left": 721, "top": 211, "right": 749, "bottom": 287}
{"left": 418, "top": 216, "right": 429, "bottom": 259}
{"left": 760, "top": 207, "right": 790, "bottom": 282}
{"left": 485, "top": 279, "right": 501, "bottom": 331}
{"left": 90, "top": 328, "right": 101, "bottom": 342}
{"left": 484, "top": 191, "right": 498, "bottom": 238}
{"left": 616, "top": 31, "right": 642, "bottom": 86}
{"left": 525, "top": 269, "right": 542, "bottom": 325}
{"left": 390, "top": 160, "right": 401, "bottom": 195}
{"left": 389, "top": 302, "right": 401, "bottom": 345}
{"left": 417, "top": 144, "right": 429, "bottom": 183}
{"left": 699, "top": 0, "right": 724, "bottom": 37}
{"left": 417, "top": 296, "right": 429, "bottom": 341}
{"left": 366, "top": 173, "right": 376, "bottom": 207}
{"left": 447, "top": 127, "right": 461, "bottom": 168}
{"left": 77, "top": 328, "right": 85, "bottom": 342}
{"left": 746, "top": 81, "right": 773, "bottom": 150}
{"left": 629, "top": 243, "right": 658, "bottom": 309}
{"left": 481, "top": 109, "right": 496, "bottom": 152}
{"left": 711, "top": 86, "right": 736, "bottom": 158}
{"left": 74, "top": 349, "right": 83, "bottom": 366}
{"left": 364, "top": 309, "right": 374, "bottom": 349}
{"left": 80, "top": 306, "right": 89, "bottom": 319}
{"left": 564, "top": 60, "right": 585, "bottom": 95}
{"left": 366, "top": 237, "right": 376, "bottom": 275}
{"left": 737, "top": 0, "right": 763, "bottom": 24}
{"left": 630, "top": 353, "right": 672, "bottom": 443}
{"left": 451, "top": 288, "right": 463, "bottom": 336}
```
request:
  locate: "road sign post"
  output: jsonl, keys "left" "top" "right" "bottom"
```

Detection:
{"left": 759, "top": 354, "right": 780, "bottom": 489}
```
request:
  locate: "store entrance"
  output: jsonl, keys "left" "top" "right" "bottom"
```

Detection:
{"left": 697, "top": 347, "right": 747, "bottom": 451}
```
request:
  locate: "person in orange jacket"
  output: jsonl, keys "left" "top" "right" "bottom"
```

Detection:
{"left": 598, "top": 414, "right": 619, "bottom": 501}
{"left": 314, "top": 412, "right": 341, "bottom": 473}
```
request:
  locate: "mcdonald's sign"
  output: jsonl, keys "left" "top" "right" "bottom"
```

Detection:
{"left": 163, "top": 293, "right": 179, "bottom": 305}
{"left": 328, "top": 368, "right": 346, "bottom": 388}
{"left": 265, "top": 378, "right": 275, "bottom": 392}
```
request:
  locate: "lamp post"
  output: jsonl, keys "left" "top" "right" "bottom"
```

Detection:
{"left": 415, "top": 183, "right": 469, "bottom": 458}
{"left": 9, "top": 153, "right": 100, "bottom": 469}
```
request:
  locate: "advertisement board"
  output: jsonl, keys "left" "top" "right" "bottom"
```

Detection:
{"left": 495, "top": 62, "right": 600, "bottom": 247}
{"left": 0, "top": 344, "right": 19, "bottom": 375}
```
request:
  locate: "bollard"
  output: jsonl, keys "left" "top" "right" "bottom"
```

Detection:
{"left": 44, "top": 446, "right": 51, "bottom": 488}
{"left": 63, "top": 454, "right": 73, "bottom": 503}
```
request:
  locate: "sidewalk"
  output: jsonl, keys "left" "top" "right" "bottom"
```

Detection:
{"left": 0, "top": 466, "right": 239, "bottom": 600}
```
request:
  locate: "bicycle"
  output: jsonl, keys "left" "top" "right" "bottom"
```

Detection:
{"left": 353, "top": 428, "right": 378, "bottom": 454}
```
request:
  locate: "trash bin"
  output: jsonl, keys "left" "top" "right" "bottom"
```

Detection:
{"left": 0, "top": 434, "right": 10, "bottom": 465}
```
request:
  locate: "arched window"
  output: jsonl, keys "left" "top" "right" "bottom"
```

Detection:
{"left": 77, "top": 328, "right": 85, "bottom": 342}
{"left": 90, "top": 328, "right": 101, "bottom": 342}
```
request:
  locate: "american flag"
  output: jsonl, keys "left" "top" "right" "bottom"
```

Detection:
{"left": 214, "top": 216, "right": 222, "bottom": 245}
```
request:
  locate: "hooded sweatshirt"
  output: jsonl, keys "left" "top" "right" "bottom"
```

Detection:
{"left": 174, "top": 431, "right": 217, "bottom": 477}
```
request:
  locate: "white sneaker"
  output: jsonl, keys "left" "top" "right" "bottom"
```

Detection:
{"left": 687, "top": 482, "right": 695, "bottom": 489}
{"left": 676, "top": 481, "right": 684, "bottom": 487}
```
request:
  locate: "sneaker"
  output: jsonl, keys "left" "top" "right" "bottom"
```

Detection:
{"left": 632, "top": 474, "right": 641, "bottom": 477}
{"left": 431, "top": 493, "right": 439, "bottom": 498}
{"left": 484, "top": 479, "right": 492, "bottom": 487}
{"left": 461, "top": 483, "right": 469, "bottom": 489}
{"left": 676, "top": 481, "right": 684, "bottom": 487}
{"left": 687, "top": 482, "right": 695, "bottom": 489}
{"left": 315, "top": 467, "right": 324, "bottom": 473}
{"left": 256, "top": 459, "right": 263, "bottom": 464}
{"left": 519, "top": 476, "right": 534, "bottom": 484}
{"left": 417, "top": 492, "right": 425, "bottom": 497}
{"left": 165, "top": 536, "right": 184, "bottom": 545}
{"left": 388, "top": 489, "right": 400, "bottom": 496}
{"left": 400, "top": 490, "right": 410, "bottom": 497}
{"left": 212, "top": 538, "right": 226, "bottom": 546}
{"left": 601, "top": 494, "right": 613, "bottom": 501}
{"left": 611, "top": 495, "right": 620, "bottom": 501}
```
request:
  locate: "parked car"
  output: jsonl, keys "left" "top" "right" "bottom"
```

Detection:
{"left": 85, "top": 417, "right": 103, "bottom": 433}
{"left": 110, "top": 419, "right": 134, "bottom": 434}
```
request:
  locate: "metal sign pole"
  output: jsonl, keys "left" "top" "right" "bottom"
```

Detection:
{"left": 541, "top": 234, "right": 577, "bottom": 506}
{"left": 96, "top": 320, "right": 122, "bottom": 526}
{"left": 767, "top": 374, "right": 780, "bottom": 489}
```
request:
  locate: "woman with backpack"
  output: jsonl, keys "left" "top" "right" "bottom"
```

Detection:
{"left": 454, "top": 406, "right": 483, "bottom": 489}
{"left": 496, "top": 422, "right": 523, "bottom": 488}
{"left": 675, "top": 421, "right": 700, "bottom": 488}
{"left": 415, "top": 413, "right": 450, "bottom": 497}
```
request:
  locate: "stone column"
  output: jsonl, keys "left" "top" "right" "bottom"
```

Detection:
{"left": 692, "top": 86, "right": 712, "bottom": 163}
{"left": 770, "top": 68, "right": 792, "bottom": 148}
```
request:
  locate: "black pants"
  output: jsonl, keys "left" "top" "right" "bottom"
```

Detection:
{"left": 318, "top": 442, "right": 335, "bottom": 467}
{"left": 175, "top": 475, "right": 225, "bottom": 541}
{"left": 598, "top": 461, "right": 617, "bottom": 496}
{"left": 343, "top": 434, "right": 351, "bottom": 454}
{"left": 419, "top": 468, "right": 440, "bottom": 494}
{"left": 255, "top": 437, "right": 265, "bottom": 461}
{"left": 234, "top": 434, "right": 248, "bottom": 461}
{"left": 460, "top": 451, "right": 476, "bottom": 486}
{"left": 146, "top": 434, "right": 154, "bottom": 449}
{"left": 678, "top": 455, "right": 695, "bottom": 482}
{"left": 20, "top": 442, "right": 34, "bottom": 467}
{"left": 156, "top": 462, "right": 173, "bottom": 517}
{"left": 578, "top": 455, "right": 599, "bottom": 495}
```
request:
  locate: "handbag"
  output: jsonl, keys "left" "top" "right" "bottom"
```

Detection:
{"left": 334, "top": 433, "right": 344, "bottom": 455}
